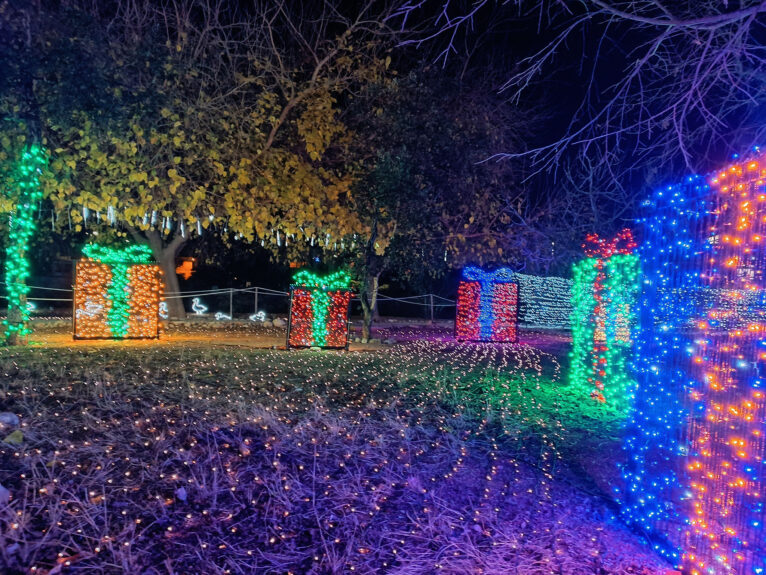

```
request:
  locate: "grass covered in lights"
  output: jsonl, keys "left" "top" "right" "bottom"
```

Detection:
{"left": 0, "top": 338, "right": 663, "bottom": 574}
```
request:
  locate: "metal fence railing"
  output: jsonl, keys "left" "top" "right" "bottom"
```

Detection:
{"left": 0, "top": 282, "right": 458, "bottom": 322}
{"left": 0, "top": 274, "right": 575, "bottom": 329}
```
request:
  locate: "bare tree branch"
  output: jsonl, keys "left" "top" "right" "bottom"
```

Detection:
{"left": 395, "top": 0, "right": 766, "bottom": 178}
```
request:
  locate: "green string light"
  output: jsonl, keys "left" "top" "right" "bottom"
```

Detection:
{"left": 83, "top": 244, "right": 154, "bottom": 338}
{"left": 569, "top": 258, "right": 599, "bottom": 398}
{"left": 602, "top": 253, "right": 640, "bottom": 409}
{"left": 82, "top": 244, "right": 153, "bottom": 265}
{"left": 310, "top": 289, "right": 331, "bottom": 346}
{"left": 293, "top": 270, "right": 351, "bottom": 290}
{"left": 3, "top": 145, "right": 46, "bottom": 343}
{"left": 569, "top": 253, "right": 639, "bottom": 409}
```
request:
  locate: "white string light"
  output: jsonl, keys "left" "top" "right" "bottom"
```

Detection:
{"left": 515, "top": 273, "right": 572, "bottom": 329}
{"left": 191, "top": 298, "right": 208, "bottom": 315}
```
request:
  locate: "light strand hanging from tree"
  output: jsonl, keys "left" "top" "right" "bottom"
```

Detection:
{"left": 74, "top": 243, "right": 164, "bottom": 339}
{"left": 455, "top": 266, "right": 518, "bottom": 343}
{"left": 3, "top": 145, "right": 46, "bottom": 343}
{"left": 568, "top": 229, "right": 638, "bottom": 405}
{"left": 287, "top": 270, "right": 352, "bottom": 349}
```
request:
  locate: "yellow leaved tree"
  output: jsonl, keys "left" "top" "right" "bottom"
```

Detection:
{"left": 1, "top": 0, "right": 394, "bottom": 324}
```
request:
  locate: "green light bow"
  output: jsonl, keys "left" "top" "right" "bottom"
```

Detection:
{"left": 292, "top": 270, "right": 351, "bottom": 290}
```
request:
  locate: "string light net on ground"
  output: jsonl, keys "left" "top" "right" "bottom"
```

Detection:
{"left": 73, "top": 244, "right": 164, "bottom": 339}
{"left": 287, "top": 270, "right": 352, "bottom": 348}
{"left": 455, "top": 267, "right": 519, "bottom": 342}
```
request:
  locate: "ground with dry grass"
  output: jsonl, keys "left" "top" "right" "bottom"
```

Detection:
{"left": 0, "top": 331, "right": 668, "bottom": 574}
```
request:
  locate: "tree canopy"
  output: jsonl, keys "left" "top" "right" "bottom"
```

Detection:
{"left": 334, "top": 67, "right": 536, "bottom": 336}
{"left": 0, "top": 0, "right": 398, "bottom": 317}
{"left": 2, "top": 0, "right": 625, "bottom": 339}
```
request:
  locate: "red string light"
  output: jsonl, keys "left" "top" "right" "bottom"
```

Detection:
{"left": 287, "top": 287, "right": 352, "bottom": 349}
{"left": 455, "top": 270, "right": 518, "bottom": 343}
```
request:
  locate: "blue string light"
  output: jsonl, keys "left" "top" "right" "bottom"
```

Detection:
{"left": 622, "top": 159, "right": 766, "bottom": 574}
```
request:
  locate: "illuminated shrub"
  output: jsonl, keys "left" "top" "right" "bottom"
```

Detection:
{"left": 455, "top": 267, "right": 518, "bottom": 343}
{"left": 73, "top": 244, "right": 164, "bottom": 339}
{"left": 287, "top": 270, "right": 352, "bottom": 349}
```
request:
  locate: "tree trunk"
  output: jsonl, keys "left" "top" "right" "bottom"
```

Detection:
{"left": 360, "top": 216, "right": 385, "bottom": 342}
{"left": 372, "top": 294, "right": 380, "bottom": 321}
{"left": 4, "top": 148, "right": 45, "bottom": 346}
{"left": 360, "top": 272, "right": 379, "bottom": 342}
{"left": 158, "top": 251, "right": 186, "bottom": 319}
{"left": 5, "top": 205, "right": 33, "bottom": 345}
{"left": 135, "top": 229, "right": 187, "bottom": 320}
{"left": 5, "top": 296, "right": 27, "bottom": 346}
{"left": 5, "top": 5, "right": 43, "bottom": 346}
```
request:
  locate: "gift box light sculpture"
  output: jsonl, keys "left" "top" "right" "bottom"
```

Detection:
{"left": 622, "top": 157, "right": 766, "bottom": 574}
{"left": 287, "top": 270, "right": 352, "bottom": 349}
{"left": 569, "top": 230, "right": 639, "bottom": 405}
{"left": 455, "top": 267, "right": 519, "bottom": 343}
{"left": 73, "top": 244, "right": 164, "bottom": 339}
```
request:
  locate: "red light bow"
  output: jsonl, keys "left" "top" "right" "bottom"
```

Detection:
{"left": 583, "top": 229, "right": 637, "bottom": 259}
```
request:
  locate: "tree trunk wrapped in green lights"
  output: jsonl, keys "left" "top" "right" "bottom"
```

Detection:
{"left": 3, "top": 145, "right": 46, "bottom": 345}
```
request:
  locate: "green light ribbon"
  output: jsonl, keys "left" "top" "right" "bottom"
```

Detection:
{"left": 83, "top": 244, "right": 154, "bottom": 338}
